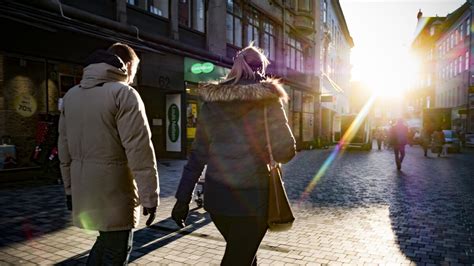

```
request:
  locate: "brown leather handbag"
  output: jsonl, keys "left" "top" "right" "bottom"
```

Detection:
{"left": 264, "top": 105, "right": 295, "bottom": 232}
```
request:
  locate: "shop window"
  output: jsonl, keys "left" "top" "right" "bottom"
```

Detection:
{"left": 149, "top": 0, "right": 169, "bottom": 18}
{"left": 226, "top": 0, "right": 243, "bottom": 47}
{"left": 179, "top": 0, "right": 205, "bottom": 32}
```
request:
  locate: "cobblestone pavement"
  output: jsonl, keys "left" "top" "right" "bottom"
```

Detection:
{"left": 0, "top": 145, "right": 473, "bottom": 265}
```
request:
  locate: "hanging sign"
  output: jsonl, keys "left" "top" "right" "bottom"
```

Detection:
{"left": 14, "top": 93, "right": 37, "bottom": 117}
{"left": 166, "top": 94, "right": 182, "bottom": 152}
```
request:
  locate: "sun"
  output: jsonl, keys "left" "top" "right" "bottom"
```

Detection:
{"left": 351, "top": 47, "right": 420, "bottom": 99}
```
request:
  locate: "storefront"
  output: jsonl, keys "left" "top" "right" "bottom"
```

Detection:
{"left": 0, "top": 54, "right": 82, "bottom": 170}
{"left": 284, "top": 86, "right": 317, "bottom": 150}
{"left": 183, "top": 57, "right": 230, "bottom": 153}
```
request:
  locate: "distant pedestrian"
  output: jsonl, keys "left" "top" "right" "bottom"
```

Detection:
{"left": 58, "top": 43, "right": 160, "bottom": 265}
{"left": 432, "top": 128, "right": 445, "bottom": 157}
{"left": 374, "top": 127, "right": 384, "bottom": 150}
{"left": 420, "top": 128, "right": 431, "bottom": 157}
{"left": 389, "top": 118, "right": 409, "bottom": 170}
{"left": 172, "top": 44, "right": 296, "bottom": 266}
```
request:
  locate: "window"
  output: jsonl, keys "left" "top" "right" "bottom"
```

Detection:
{"left": 127, "top": 0, "right": 137, "bottom": 5}
{"left": 323, "top": 0, "right": 327, "bottom": 24}
{"left": 467, "top": 18, "right": 471, "bottom": 36}
{"left": 459, "top": 56, "right": 463, "bottom": 74}
{"left": 263, "top": 20, "right": 276, "bottom": 61}
{"left": 454, "top": 59, "right": 458, "bottom": 75}
{"left": 461, "top": 24, "right": 464, "bottom": 41}
{"left": 450, "top": 62, "right": 453, "bottom": 78}
{"left": 149, "top": 0, "right": 169, "bottom": 18}
{"left": 286, "top": 34, "right": 304, "bottom": 72}
{"left": 451, "top": 34, "right": 454, "bottom": 49}
{"left": 178, "top": 0, "right": 205, "bottom": 32}
{"left": 193, "top": 0, "right": 205, "bottom": 32}
{"left": 430, "top": 26, "right": 435, "bottom": 36}
{"left": 226, "top": 0, "right": 243, "bottom": 47}
{"left": 466, "top": 51, "right": 470, "bottom": 70}
{"left": 246, "top": 9, "right": 260, "bottom": 46}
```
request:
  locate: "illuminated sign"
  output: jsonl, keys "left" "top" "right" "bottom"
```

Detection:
{"left": 191, "top": 62, "right": 215, "bottom": 74}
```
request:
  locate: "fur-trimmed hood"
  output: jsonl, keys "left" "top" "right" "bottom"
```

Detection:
{"left": 198, "top": 78, "right": 288, "bottom": 103}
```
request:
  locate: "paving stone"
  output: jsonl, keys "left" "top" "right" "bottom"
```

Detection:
{"left": 1, "top": 147, "right": 474, "bottom": 264}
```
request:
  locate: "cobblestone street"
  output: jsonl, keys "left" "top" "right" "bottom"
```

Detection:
{"left": 1, "top": 145, "right": 473, "bottom": 265}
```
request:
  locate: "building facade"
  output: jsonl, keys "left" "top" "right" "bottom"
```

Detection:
{"left": 410, "top": 11, "right": 444, "bottom": 119}
{"left": 315, "top": 0, "right": 353, "bottom": 143}
{"left": 411, "top": 2, "right": 474, "bottom": 133}
{"left": 1, "top": 0, "right": 352, "bottom": 169}
{"left": 435, "top": 3, "right": 472, "bottom": 132}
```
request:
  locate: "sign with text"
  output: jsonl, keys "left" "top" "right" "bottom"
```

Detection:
{"left": 14, "top": 93, "right": 37, "bottom": 117}
{"left": 166, "top": 94, "right": 181, "bottom": 152}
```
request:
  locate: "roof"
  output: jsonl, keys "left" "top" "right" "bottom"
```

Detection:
{"left": 412, "top": 1, "right": 471, "bottom": 48}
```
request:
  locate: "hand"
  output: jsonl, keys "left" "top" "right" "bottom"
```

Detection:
{"left": 171, "top": 201, "right": 189, "bottom": 228}
{"left": 66, "top": 195, "right": 72, "bottom": 211}
{"left": 143, "top": 206, "right": 156, "bottom": 226}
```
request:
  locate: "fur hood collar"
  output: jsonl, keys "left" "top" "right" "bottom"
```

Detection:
{"left": 199, "top": 78, "right": 288, "bottom": 103}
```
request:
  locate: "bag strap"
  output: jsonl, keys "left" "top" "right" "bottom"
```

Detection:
{"left": 263, "top": 105, "right": 277, "bottom": 168}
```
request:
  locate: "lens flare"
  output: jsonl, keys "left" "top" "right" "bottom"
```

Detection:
{"left": 300, "top": 94, "right": 377, "bottom": 201}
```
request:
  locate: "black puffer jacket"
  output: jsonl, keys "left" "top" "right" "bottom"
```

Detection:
{"left": 175, "top": 78, "right": 296, "bottom": 216}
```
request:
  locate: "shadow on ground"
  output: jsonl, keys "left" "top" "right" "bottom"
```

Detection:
{"left": 283, "top": 146, "right": 474, "bottom": 264}
{"left": 55, "top": 208, "right": 211, "bottom": 265}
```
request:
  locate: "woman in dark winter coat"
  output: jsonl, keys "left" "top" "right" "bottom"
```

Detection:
{"left": 172, "top": 44, "right": 296, "bottom": 265}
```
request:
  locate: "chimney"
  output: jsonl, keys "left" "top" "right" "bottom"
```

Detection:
{"left": 417, "top": 9, "right": 423, "bottom": 20}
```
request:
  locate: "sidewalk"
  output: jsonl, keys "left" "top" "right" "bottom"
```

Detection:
{"left": 1, "top": 148, "right": 474, "bottom": 265}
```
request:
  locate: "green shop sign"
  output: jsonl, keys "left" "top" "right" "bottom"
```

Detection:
{"left": 168, "top": 104, "right": 180, "bottom": 142}
{"left": 191, "top": 62, "right": 215, "bottom": 74}
{"left": 184, "top": 58, "right": 230, "bottom": 83}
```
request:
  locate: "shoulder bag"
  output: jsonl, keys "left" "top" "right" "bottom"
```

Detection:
{"left": 264, "top": 105, "right": 295, "bottom": 232}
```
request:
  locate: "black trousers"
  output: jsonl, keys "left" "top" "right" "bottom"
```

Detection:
{"left": 211, "top": 214, "right": 268, "bottom": 266}
{"left": 86, "top": 230, "right": 133, "bottom": 266}
{"left": 393, "top": 145, "right": 406, "bottom": 169}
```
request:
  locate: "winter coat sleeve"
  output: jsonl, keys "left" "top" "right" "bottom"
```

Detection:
{"left": 58, "top": 105, "right": 72, "bottom": 196}
{"left": 175, "top": 105, "right": 210, "bottom": 204}
{"left": 267, "top": 100, "right": 296, "bottom": 164}
{"left": 116, "top": 86, "right": 159, "bottom": 208}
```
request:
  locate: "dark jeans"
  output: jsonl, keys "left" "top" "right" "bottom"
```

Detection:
{"left": 211, "top": 214, "right": 268, "bottom": 266}
{"left": 393, "top": 145, "right": 406, "bottom": 169}
{"left": 376, "top": 139, "right": 382, "bottom": 150}
{"left": 86, "top": 230, "right": 133, "bottom": 266}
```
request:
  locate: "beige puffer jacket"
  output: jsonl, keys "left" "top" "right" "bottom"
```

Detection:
{"left": 58, "top": 62, "right": 159, "bottom": 231}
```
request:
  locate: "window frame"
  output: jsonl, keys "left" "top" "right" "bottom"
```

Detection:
{"left": 148, "top": 0, "right": 170, "bottom": 19}
{"left": 286, "top": 33, "right": 305, "bottom": 72}
{"left": 263, "top": 19, "right": 276, "bottom": 61}
{"left": 226, "top": 0, "right": 243, "bottom": 47}
{"left": 178, "top": 0, "right": 206, "bottom": 33}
